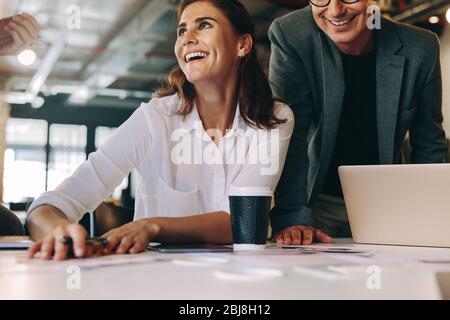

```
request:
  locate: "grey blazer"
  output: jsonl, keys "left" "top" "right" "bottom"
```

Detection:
{"left": 269, "top": 6, "right": 448, "bottom": 234}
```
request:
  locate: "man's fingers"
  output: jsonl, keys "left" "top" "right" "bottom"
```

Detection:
{"left": 275, "top": 234, "right": 284, "bottom": 244}
{"left": 315, "top": 229, "right": 333, "bottom": 243}
{"left": 291, "top": 229, "right": 302, "bottom": 245}
{"left": 283, "top": 232, "right": 292, "bottom": 245}
{"left": 302, "top": 227, "right": 314, "bottom": 245}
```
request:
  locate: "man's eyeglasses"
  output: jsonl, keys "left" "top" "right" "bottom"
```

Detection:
{"left": 309, "top": 0, "right": 360, "bottom": 8}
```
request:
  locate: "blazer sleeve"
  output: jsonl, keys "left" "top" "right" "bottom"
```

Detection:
{"left": 409, "top": 34, "right": 448, "bottom": 163}
{"left": 268, "top": 20, "right": 316, "bottom": 235}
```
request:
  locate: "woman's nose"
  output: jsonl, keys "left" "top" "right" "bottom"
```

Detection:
{"left": 182, "top": 30, "right": 198, "bottom": 46}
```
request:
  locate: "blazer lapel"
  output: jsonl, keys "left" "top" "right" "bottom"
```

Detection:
{"left": 376, "top": 19, "right": 405, "bottom": 164}
{"left": 319, "top": 32, "right": 345, "bottom": 166}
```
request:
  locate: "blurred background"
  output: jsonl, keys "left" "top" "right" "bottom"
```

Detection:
{"left": 0, "top": 0, "right": 449, "bottom": 218}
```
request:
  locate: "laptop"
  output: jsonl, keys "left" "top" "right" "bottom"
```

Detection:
{"left": 338, "top": 164, "right": 450, "bottom": 248}
{"left": 147, "top": 243, "right": 233, "bottom": 253}
{"left": 0, "top": 236, "right": 34, "bottom": 250}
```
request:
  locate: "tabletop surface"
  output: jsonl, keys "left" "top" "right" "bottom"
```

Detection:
{"left": 1, "top": 239, "right": 450, "bottom": 300}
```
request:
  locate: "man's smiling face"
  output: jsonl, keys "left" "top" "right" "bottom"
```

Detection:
{"left": 312, "top": 0, "right": 371, "bottom": 50}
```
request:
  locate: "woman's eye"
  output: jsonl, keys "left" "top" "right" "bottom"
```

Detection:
{"left": 199, "top": 21, "right": 211, "bottom": 30}
{"left": 178, "top": 28, "right": 186, "bottom": 37}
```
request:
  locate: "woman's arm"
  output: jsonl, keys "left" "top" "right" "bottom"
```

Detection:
{"left": 102, "top": 211, "right": 232, "bottom": 254}
{"left": 27, "top": 104, "right": 153, "bottom": 260}
{"left": 27, "top": 205, "right": 93, "bottom": 260}
{"left": 27, "top": 205, "right": 71, "bottom": 242}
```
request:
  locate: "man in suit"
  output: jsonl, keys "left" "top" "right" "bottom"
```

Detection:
{"left": 269, "top": 0, "right": 447, "bottom": 244}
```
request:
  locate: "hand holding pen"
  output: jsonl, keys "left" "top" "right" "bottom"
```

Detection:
{"left": 28, "top": 224, "right": 108, "bottom": 260}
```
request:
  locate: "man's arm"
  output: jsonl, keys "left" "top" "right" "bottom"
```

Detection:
{"left": 409, "top": 35, "right": 448, "bottom": 163}
{"left": 268, "top": 20, "right": 315, "bottom": 234}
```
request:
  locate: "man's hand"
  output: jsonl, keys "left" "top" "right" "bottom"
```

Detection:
{"left": 0, "top": 13, "right": 40, "bottom": 56}
{"left": 275, "top": 225, "right": 333, "bottom": 245}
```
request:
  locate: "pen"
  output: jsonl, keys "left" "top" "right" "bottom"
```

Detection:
{"left": 60, "top": 236, "right": 108, "bottom": 246}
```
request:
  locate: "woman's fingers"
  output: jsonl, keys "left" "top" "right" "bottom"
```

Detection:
{"left": 103, "top": 234, "right": 121, "bottom": 255}
{"left": 129, "top": 240, "right": 146, "bottom": 254}
{"left": 116, "top": 237, "right": 133, "bottom": 254}
{"left": 27, "top": 242, "right": 42, "bottom": 259}
{"left": 53, "top": 227, "right": 70, "bottom": 261}
{"left": 40, "top": 236, "right": 55, "bottom": 260}
{"left": 66, "top": 224, "right": 88, "bottom": 257}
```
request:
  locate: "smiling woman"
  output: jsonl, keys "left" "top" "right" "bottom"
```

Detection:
{"left": 26, "top": 0, "right": 294, "bottom": 260}
{"left": 156, "top": 0, "right": 286, "bottom": 129}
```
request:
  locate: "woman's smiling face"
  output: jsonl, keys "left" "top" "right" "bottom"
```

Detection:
{"left": 175, "top": 1, "right": 244, "bottom": 85}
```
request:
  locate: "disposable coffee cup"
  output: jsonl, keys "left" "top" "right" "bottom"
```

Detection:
{"left": 228, "top": 186, "right": 273, "bottom": 251}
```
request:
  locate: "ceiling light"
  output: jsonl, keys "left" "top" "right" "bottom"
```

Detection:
{"left": 428, "top": 16, "right": 440, "bottom": 24}
{"left": 17, "top": 49, "right": 37, "bottom": 66}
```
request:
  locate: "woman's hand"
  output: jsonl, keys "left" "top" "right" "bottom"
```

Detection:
{"left": 101, "top": 219, "right": 160, "bottom": 255}
{"left": 274, "top": 225, "right": 333, "bottom": 245}
{"left": 28, "top": 224, "right": 103, "bottom": 260}
{"left": 0, "top": 13, "right": 40, "bottom": 56}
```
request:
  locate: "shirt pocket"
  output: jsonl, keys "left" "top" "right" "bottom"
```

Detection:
{"left": 155, "top": 176, "right": 200, "bottom": 217}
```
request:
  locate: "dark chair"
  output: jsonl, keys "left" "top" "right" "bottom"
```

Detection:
{"left": 0, "top": 205, "right": 25, "bottom": 236}
{"left": 92, "top": 202, "right": 134, "bottom": 236}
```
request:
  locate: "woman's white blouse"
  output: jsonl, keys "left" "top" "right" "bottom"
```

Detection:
{"left": 27, "top": 94, "right": 294, "bottom": 222}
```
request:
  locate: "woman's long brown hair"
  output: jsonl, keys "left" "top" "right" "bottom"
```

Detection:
{"left": 154, "top": 0, "right": 286, "bottom": 129}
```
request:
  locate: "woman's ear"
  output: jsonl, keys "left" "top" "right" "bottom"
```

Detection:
{"left": 238, "top": 34, "right": 253, "bottom": 58}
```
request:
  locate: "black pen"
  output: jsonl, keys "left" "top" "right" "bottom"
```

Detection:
{"left": 60, "top": 236, "right": 108, "bottom": 246}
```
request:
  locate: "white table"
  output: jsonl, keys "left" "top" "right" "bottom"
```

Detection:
{"left": 1, "top": 240, "right": 449, "bottom": 300}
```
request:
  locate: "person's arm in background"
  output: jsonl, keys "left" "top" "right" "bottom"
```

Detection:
{"left": 409, "top": 34, "right": 448, "bottom": 163}
{"left": 0, "top": 13, "right": 40, "bottom": 56}
{"left": 268, "top": 20, "right": 332, "bottom": 245}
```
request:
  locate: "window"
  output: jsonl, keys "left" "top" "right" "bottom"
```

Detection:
{"left": 47, "top": 124, "right": 87, "bottom": 191}
{"left": 3, "top": 119, "right": 47, "bottom": 203}
{"left": 95, "top": 126, "right": 128, "bottom": 200}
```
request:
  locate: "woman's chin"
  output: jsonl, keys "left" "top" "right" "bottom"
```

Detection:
{"left": 186, "top": 75, "right": 212, "bottom": 85}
